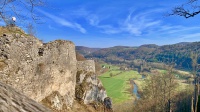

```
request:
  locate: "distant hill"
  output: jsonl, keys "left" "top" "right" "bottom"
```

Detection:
{"left": 76, "top": 42, "right": 200, "bottom": 70}
{"left": 81, "top": 45, "right": 158, "bottom": 61}
{"left": 76, "top": 46, "right": 101, "bottom": 56}
{"left": 175, "top": 42, "right": 191, "bottom": 46}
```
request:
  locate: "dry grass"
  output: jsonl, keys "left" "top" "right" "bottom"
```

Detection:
{"left": 71, "top": 100, "right": 105, "bottom": 112}
{"left": 0, "top": 26, "right": 27, "bottom": 36}
{"left": 176, "top": 70, "right": 190, "bottom": 75}
{"left": 113, "top": 100, "right": 134, "bottom": 112}
{"left": 0, "top": 27, "right": 10, "bottom": 36}
{"left": 133, "top": 79, "right": 144, "bottom": 91}
{"left": 176, "top": 79, "right": 189, "bottom": 92}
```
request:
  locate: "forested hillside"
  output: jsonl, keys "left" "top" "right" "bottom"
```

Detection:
{"left": 76, "top": 46, "right": 101, "bottom": 56}
{"left": 76, "top": 42, "right": 200, "bottom": 71}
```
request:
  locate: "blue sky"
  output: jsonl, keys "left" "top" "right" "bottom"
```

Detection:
{"left": 3, "top": 0, "right": 200, "bottom": 48}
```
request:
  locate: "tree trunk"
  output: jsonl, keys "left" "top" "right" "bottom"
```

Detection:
{"left": 191, "top": 97, "right": 194, "bottom": 112}
{"left": 194, "top": 77, "right": 199, "bottom": 112}
{"left": 194, "top": 78, "right": 199, "bottom": 112}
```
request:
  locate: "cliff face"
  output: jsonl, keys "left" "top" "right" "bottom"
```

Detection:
{"left": 77, "top": 60, "right": 96, "bottom": 72}
{"left": 0, "top": 81, "right": 52, "bottom": 112}
{"left": 0, "top": 27, "right": 77, "bottom": 108}
{"left": 76, "top": 60, "right": 107, "bottom": 104}
{"left": 0, "top": 26, "right": 107, "bottom": 111}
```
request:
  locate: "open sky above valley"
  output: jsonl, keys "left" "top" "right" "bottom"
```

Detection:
{"left": 2, "top": 0, "right": 200, "bottom": 48}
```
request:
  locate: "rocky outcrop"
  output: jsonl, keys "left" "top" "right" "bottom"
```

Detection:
{"left": 40, "top": 91, "right": 69, "bottom": 111}
{"left": 0, "top": 81, "right": 52, "bottom": 112}
{"left": 0, "top": 26, "right": 108, "bottom": 111}
{"left": 0, "top": 27, "right": 77, "bottom": 108}
{"left": 77, "top": 60, "right": 95, "bottom": 72}
{"left": 76, "top": 61, "right": 107, "bottom": 105}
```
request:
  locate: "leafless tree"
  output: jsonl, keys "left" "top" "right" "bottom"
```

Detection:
{"left": 0, "top": 0, "right": 45, "bottom": 25}
{"left": 169, "top": 0, "right": 200, "bottom": 18}
{"left": 170, "top": 1, "right": 200, "bottom": 111}
{"left": 136, "top": 65, "right": 178, "bottom": 112}
{"left": 27, "top": 23, "right": 36, "bottom": 36}
{"left": 190, "top": 51, "right": 200, "bottom": 112}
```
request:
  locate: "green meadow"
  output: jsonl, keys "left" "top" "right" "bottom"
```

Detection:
{"left": 99, "top": 65, "right": 141, "bottom": 104}
{"left": 99, "top": 64, "right": 191, "bottom": 104}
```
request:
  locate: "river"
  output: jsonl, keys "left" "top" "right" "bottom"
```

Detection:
{"left": 133, "top": 83, "right": 140, "bottom": 99}
{"left": 132, "top": 76, "right": 145, "bottom": 99}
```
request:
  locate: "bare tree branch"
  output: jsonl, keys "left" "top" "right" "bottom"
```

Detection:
{"left": 0, "top": 0, "right": 45, "bottom": 25}
{"left": 169, "top": 0, "right": 200, "bottom": 18}
{"left": 169, "top": 6, "right": 200, "bottom": 18}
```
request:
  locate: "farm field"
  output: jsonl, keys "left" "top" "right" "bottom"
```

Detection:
{"left": 99, "top": 64, "right": 192, "bottom": 104}
{"left": 99, "top": 64, "right": 141, "bottom": 104}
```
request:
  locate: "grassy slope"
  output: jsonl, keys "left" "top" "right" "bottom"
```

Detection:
{"left": 0, "top": 26, "right": 26, "bottom": 36}
{"left": 99, "top": 65, "right": 141, "bottom": 104}
{"left": 99, "top": 64, "right": 190, "bottom": 104}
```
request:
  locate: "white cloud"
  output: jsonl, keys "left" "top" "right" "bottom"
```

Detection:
{"left": 152, "top": 24, "right": 200, "bottom": 40}
{"left": 48, "top": 25, "right": 56, "bottom": 30}
{"left": 180, "top": 33, "right": 200, "bottom": 40}
{"left": 38, "top": 9, "right": 86, "bottom": 33}
{"left": 44, "top": 6, "right": 200, "bottom": 41}
{"left": 74, "top": 23, "right": 86, "bottom": 34}
{"left": 95, "top": 10, "right": 162, "bottom": 35}
{"left": 88, "top": 15, "right": 99, "bottom": 26}
{"left": 96, "top": 25, "right": 121, "bottom": 34}
{"left": 122, "top": 10, "right": 162, "bottom": 35}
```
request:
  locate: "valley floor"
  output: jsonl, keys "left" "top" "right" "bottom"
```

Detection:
{"left": 99, "top": 64, "right": 141, "bottom": 104}
{"left": 99, "top": 63, "right": 192, "bottom": 106}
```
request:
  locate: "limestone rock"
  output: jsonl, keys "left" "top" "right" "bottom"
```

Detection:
{"left": 77, "top": 60, "right": 95, "bottom": 72}
{"left": 0, "top": 26, "right": 108, "bottom": 111}
{"left": 0, "top": 30, "right": 77, "bottom": 107}
{"left": 83, "top": 74, "right": 107, "bottom": 104}
{"left": 76, "top": 61, "right": 107, "bottom": 105}
{"left": 41, "top": 91, "right": 68, "bottom": 111}
{"left": 0, "top": 81, "right": 52, "bottom": 112}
